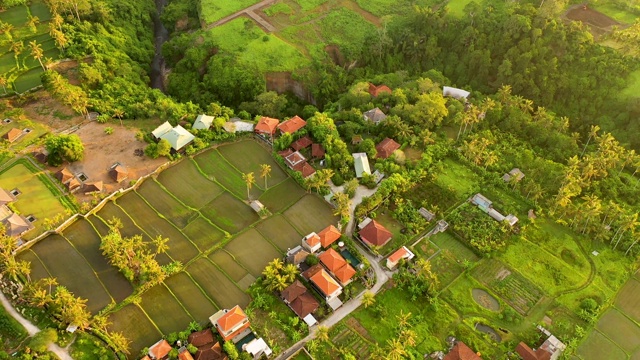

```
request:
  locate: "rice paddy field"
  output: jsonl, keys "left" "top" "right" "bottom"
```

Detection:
{"left": 17, "top": 139, "right": 338, "bottom": 355}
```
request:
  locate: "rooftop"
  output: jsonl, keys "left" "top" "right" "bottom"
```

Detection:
{"left": 277, "top": 115, "right": 306, "bottom": 134}
{"left": 255, "top": 116, "right": 279, "bottom": 135}
{"left": 359, "top": 219, "right": 392, "bottom": 247}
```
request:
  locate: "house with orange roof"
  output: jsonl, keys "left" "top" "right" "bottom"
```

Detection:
{"left": 291, "top": 136, "right": 313, "bottom": 151}
{"left": 317, "top": 225, "right": 341, "bottom": 248}
{"left": 319, "top": 248, "right": 356, "bottom": 285}
{"left": 148, "top": 339, "right": 172, "bottom": 359}
{"left": 311, "top": 143, "right": 325, "bottom": 159}
{"left": 333, "top": 263, "right": 356, "bottom": 285}
{"left": 4, "top": 128, "right": 23, "bottom": 143}
{"left": 209, "top": 305, "right": 251, "bottom": 342}
{"left": 309, "top": 268, "right": 342, "bottom": 301}
{"left": 375, "top": 138, "right": 401, "bottom": 159}
{"left": 358, "top": 219, "right": 393, "bottom": 247}
{"left": 386, "top": 246, "right": 415, "bottom": 270}
{"left": 368, "top": 83, "right": 392, "bottom": 97}
{"left": 277, "top": 115, "right": 306, "bottom": 134}
{"left": 178, "top": 348, "right": 194, "bottom": 360}
{"left": 443, "top": 341, "right": 482, "bottom": 360}
{"left": 301, "top": 232, "right": 321, "bottom": 253}
{"left": 254, "top": 116, "right": 279, "bottom": 137}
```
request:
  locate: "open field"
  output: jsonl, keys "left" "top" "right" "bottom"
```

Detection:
{"left": 194, "top": 149, "right": 263, "bottom": 199}
{"left": 615, "top": 279, "right": 640, "bottom": 322}
{"left": 258, "top": 177, "right": 306, "bottom": 212}
{"left": 182, "top": 216, "right": 225, "bottom": 251}
{"left": 136, "top": 180, "right": 196, "bottom": 229}
{"left": 255, "top": 214, "right": 302, "bottom": 251}
{"left": 108, "top": 304, "right": 161, "bottom": 356}
{"left": 283, "top": 194, "right": 338, "bottom": 234}
{"left": 431, "top": 231, "right": 479, "bottom": 262}
{"left": 200, "top": 192, "right": 259, "bottom": 233}
{"left": 187, "top": 258, "right": 250, "bottom": 309}
{"left": 224, "top": 228, "right": 282, "bottom": 276}
{"left": 596, "top": 309, "right": 640, "bottom": 353}
{"left": 156, "top": 159, "right": 224, "bottom": 209}
{"left": 164, "top": 272, "right": 219, "bottom": 322}
{"left": 199, "top": 0, "right": 262, "bottom": 23}
{"left": 577, "top": 330, "right": 627, "bottom": 360}
{"left": 140, "top": 284, "right": 194, "bottom": 335}
{"left": 621, "top": 69, "right": 640, "bottom": 99}
{"left": 434, "top": 158, "right": 481, "bottom": 199}
{"left": 218, "top": 140, "right": 289, "bottom": 185}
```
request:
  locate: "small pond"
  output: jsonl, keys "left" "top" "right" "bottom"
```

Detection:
{"left": 472, "top": 288, "right": 500, "bottom": 311}
{"left": 475, "top": 323, "right": 502, "bottom": 343}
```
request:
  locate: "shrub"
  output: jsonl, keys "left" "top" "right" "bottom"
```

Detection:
{"left": 104, "top": 127, "right": 114, "bottom": 135}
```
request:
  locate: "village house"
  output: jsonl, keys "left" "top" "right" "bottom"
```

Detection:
{"left": 187, "top": 328, "right": 227, "bottom": 360}
{"left": 4, "top": 128, "right": 24, "bottom": 143}
{"left": 193, "top": 114, "right": 215, "bottom": 131}
{"left": 280, "top": 280, "right": 319, "bottom": 326}
{"left": 471, "top": 193, "right": 518, "bottom": 226}
{"left": 311, "top": 143, "right": 325, "bottom": 159}
{"left": 291, "top": 136, "right": 313, "bottom": 151}
{"left": 317, "top": 224, "right": 341, "bottom": 248}
{"left": 254, "top": 116, "right": 279, "bottom": 138}
{"left": 302, "top": 264, "right": 342, "bottom": 308}
{"left": 502, "top": 168, "right": 525, "bottom": 183}
{"left": 286, "top": 245, "right": 310, "bottom": 265}
{"left": 362, "top": 107, "right": 387, "bottom": 125}
{"left": 368, "top": 83, "right": 392, "bottom": 97}
{"left": 151, "top": 122, "right": 195, "bottom": 152}
{"left": 178, "top": 348, "right": 194, "bottom": 360}
{"left": 375, "top": 137, "right": 401, "bottom": 159}
{"left": 358, "top": 219, "right": 393, "bottom": 248}
{"left": 280, "top": 149, "right": 316, "bottom": 179}
{"left": 318, "top": 248, "right": 356, "bottom": 285}
{"left": 109, "top": 164, "right": 128, "bottom": 183}
{"left": 443, "top": 86, "right": 471, "bottom": 100}
{"left": 277, "top": 115, "right": 306, "bottom": 134}
{"left": 515, "top": 327, "right": 566, "bottom": 360}
{"left": 55, "top": 168, "right": 81, "bottom": 193}
{"left": 147, "top": 339, "right": 172, "bottom": 360}
{"left": 151, "top": 121, "right": 173, "bottom": 140}
{"left": 418, "top": 207, "right": 435, "bottom": 222}
{"left": 301, "top": 232, "right": 321, "bottom": 253}
{"left": 352, "top": 153, "right": 371, "bottom": 178}
{"left": 351, "top": 135, "right": 363, "bottom": 145}
{"left": 243, "top": 338, "right": 272, "bottom": 359}
{"left": 83, "top": 180, "right": 104, "bottom": 195}
{"left": 209, "top": 305, "right": 251, "bottom": 342}
{"left": 386, "top": 246, "right": 415, "bottom": 270}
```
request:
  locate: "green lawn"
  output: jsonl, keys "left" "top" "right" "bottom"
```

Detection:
{"left": 430, "top": 231, "right": 479, "bottom": 262}
{"left": 292, "top": 0, "right": 329, "bottom": 11}
{"left": 446, "top": 0, "right": 481, "bottom": 17}
{"left": 621, "top": 69, "right": 640, "bottom": 99}
{"left": 591, "top": 2, "right": 638, "bottom": 24}
{"left": 199, "top": 0, "right": 263, "bottom": 23}
{"left": 194, "top": 150, "right": 262, "bottom": 199}
{"left": 434, "top": 158, "right": 481, "bottom": 199}
{"left": 317, "top": 8, "right": 377, "bottom": 59}
{"left": 157, "top": 159, "right": 224, "bottom": 209}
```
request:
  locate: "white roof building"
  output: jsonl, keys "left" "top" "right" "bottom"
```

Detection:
{"left": 443, "top": 86, "right": 470, "bottom": 100}
{"left": 193, "top": 114, "right": 214, "bottom": 130}
{"left": 352, "top": 153, "right": 371, "bottom": 178}
{"left": 151, "top": 121, "right": 172, "bottom": 139}
{"left": 243, "top": 337, "right": 272, "bottom": 359}
{"left": 160, "top": 125, "right": 195, "bottom": 151}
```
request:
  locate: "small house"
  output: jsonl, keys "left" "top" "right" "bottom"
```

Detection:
{"left": 363, "top": 108, "right": 387, "bottom": 124}
{"left": 281, "top": 280, "right": 319, "bottom": 326}
{"left": 4, "top": 128, "right": 23, "bottom": 143}
{"left": 358, "top": 220, "right": 392, "bottom": 247}
{"left": 302, "top": 232, "right": 321, "bottom": 253}
{"left": 375, "top": 138, "right": 401, "bottom": 159}
{"left": 471, "top": 193, "right": 492, "bottom": 211}
{"left": 317, "top": 224, "right": 341, "bottom": 248}
{"left": 55, "top": 168, "right": 74, "bottom": 184}
{"left": 249, "top": 200, "right": 265, "bottom": 214}
{"left": 148, "top": 339, "right": 172, "bottom": 360}
{"left": 286, "top": 246, "right": 310, "bottom": 266}
{"left": 352, "top": 153, "right": 371, "bottom": 178}
{"left": 209, "top": 305, "right": 251, "bottom": 342}
{"left": 0, "top": 188, "right": 14, "bottom": 207}
{"left": 66, "top": 178, "right": 81, "bottom": 192}
{"left": 160, "top": 125, "right": 195, "bottom": 151}
{"left": 319, "top": 248, "right": 356, "bottom": 285}
{"left": 443, "top": 341, "right": 481, "bottom": 360}
{"left": 109, "top": 165, "right": 128, "bottom": 183}
{"left": 3, "top": 213, "right": 34, "bottom": 237}
{"left": 304, "top": 265, "right": 342, "bottom": 301}
{"left": 443, "top": 86, "right": 470, "bottom": 100}
{"left": 83, "top": 181, "right": 103, "bottom": 194}
{"left": 177, "top": 348, "right": 194, "bottom": 360}
{"left": 291, "top": 136, "right": 313, "bottom": 151}
{"left": 284, "top": 151, "right": 306, "bottom": 170}
{"left": 351, "top": 135, "right": 363, "bottom": 145}
{"left": 368, "top": 83, "right": 392, "bottom": 97}
{"left": 386, "top": 246, "right": 415, "bottom": 270}
{"left": 255, "top": 117, "right": 280, "bottom": 137}
{"left": 151, "top": 121, "right": 173, "bottom": 140}
{"left": 277, "top": 115, "right": 306, "bottom": 134}
{"left": 418, "top": 207, "right": 435, "bottom": 221}
{"left": 193, "top": 114, "right": 215, "bottom": 130}
{"left": 502, "top": 168, "right": 525, "bottom": 183}
{"left": 311, "top": 143, "right": 325, "bottom": 159}
{"left": 243, "top": 338, "right": 272, "bottom": 359}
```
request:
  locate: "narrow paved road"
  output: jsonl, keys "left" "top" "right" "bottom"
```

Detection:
{"left": 275, "top": 185, "right": 391, "bottom": 360}
{"left": 0, "top": 291, "right": 73, "bottom": 359}
{"left": 205, "top": 0, "right": 276, "bottom": 31}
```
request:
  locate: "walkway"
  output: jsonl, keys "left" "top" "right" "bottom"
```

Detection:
{"left": 205, "top": 0, "right": 277, "bottom": 32}
{"left": 0, "top": 291, "right": 73, "bottom": 360}
{"left": 275, "top": 184, "right": 391, "bottom": 360}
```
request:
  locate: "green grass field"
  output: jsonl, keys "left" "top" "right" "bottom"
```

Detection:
{"left": 164, "top": 272, "right": 219, "bottom": 322}
{"left": 200, "top": 192, "right": 259, "bottom": 233}
{"left": 621, "top": 69, "right": 640, "bottom": 99}
{"left": 136, "top": 180, "right": 196, "bottom": 229}
{"left": 186, "top": 258, "right": 250, "bottom": 309}
{"left": 209, "top": 250, "right": 250, "bottom": 282}
{"left": 140, "top": 284, "right": 194, "bottom": 334}
{"left": 199, "top": 0, "right": 263, "bottom": 23}
{"left": 157, "top": 159, "right": 224, "bottom": 209}
{"left": 194, "top": 149, "right": 263, "bottom": 199}
{"left": 283, "top": 194, "right": 338, "bottom": 234}
{"left": 430, "top": 231, "right": 479, "bottom": 262}
{"left": 596, "top": 309, "right": 640, "bottom": 352}
{"left": 224, "top": 228, "right": 282, "bottom": 276}
{"left": 591, "top": 2, "right": 639, "bottom": 24}
{"left": 615, "top": 279, "right": 640, "bottom": 323}
{"left": 577, "top": 330, "right": 628, "bottom": 360}
{"left": 259, "top": 177, "right": 306, "bottom": 212}
{"left": 434, "top": 158, "right": 481, "bottom": 199}
{"left": 107, "top": 304, "right": 161, "bottom": 355}
{"left": 255, "top": 214, "right": 303, "bottom": 251}
{"left": 182, "top": 215, "right": 226, "bottom": 251}
{"left": 446, "top": 0, "right": 480, "bottom": 17}
{"left": 218, "top": 140, "right": 288, "bottom": 185}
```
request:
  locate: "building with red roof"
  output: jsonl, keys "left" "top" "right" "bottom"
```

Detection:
{"left": 386, "top": 246, "right": 415, "bottom": 269}
{"left": 317, "top": 225, "right": 341, "bottom": 248}
{"left": 319, "top": 248, "right": 356, "bottom": 285}
{"left": 291, "top": 136, "right": 313, "bottom": 151}
{"left": 281, "top": 280, "right": 319, "bottom": 324}
{"left": 368, "top": 83, "right": 392, "bottom": 97}
{"left": 309, "top": 268, "right": 342, "bottom": 300}
{"left": 358, "top": 220, "right": 393, "bottom": 247}
{"left": 302, "top": 232, "right": 321, "bottom": 253}
{"left": 255, "top": 117, "right": 279, "bottom": 137}
{"left": 311, "top": 143, "right": 325, "bottom": 159}
{"left": 148, "top": 339, "right": 172, "bottom": 359}
{"left": 209, "top": 305, "right": 250, "bottom": 341}
{"left": 443, "top": 341, "right": 482, "bottom": 360}
{"left": 376, "top": 138, "right": 401, "bottom": 159}
{"left": 277, "top": 115, "right": 306, "bottom": 134}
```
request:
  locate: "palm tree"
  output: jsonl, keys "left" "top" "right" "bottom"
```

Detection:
{"left": 282, "top": 263, "right": 298, "bottom": 283}
{"left": 400, "top": 329, "right": 417, "bottom": 347}
{"left": 396, "top": 310, "right": 412, "bottom": 330}
{"left": 91, "top": 314, "right": 111, "bottom": 332}
{"left": 52, "top": 30, "right": 68, "bottom": 51}
{"left": 260, "top": 164, "right": 271, "bottom": 189}
{"left": 242, "top": 172, "right": 255, "bottom": 200}
{"left": 153, "top": 236, "right": 169, "bottom": 255}
{"left": 29, "top": 40, "right": 45, "bottom": 70}
{"left": 112, "top": 108, "right": 124, "bottom": 126}
{"left": 109, "top": 331, "right": 131, "bottom": 354}
{"left": 315, "top": 326, "right": 329, "bottom": 342}
{"left": 362, "top": 291, "right": 375, "bottom": 308}
{"left": 581, "top": 125, "right": 600, "bottom": 157}
{"left": 0, "top": 75, "right": 7, "bottom": 94}
{"left": 386, "top": 339, "right": 407, "bottom": 360}
{"left": 26, "top": 15, "right": 40, "bottom": 32}
{"left": 1, "top": 23, "right": 14, "bottom": 41}
{"left": 10, "top": 40, "right": 24, "bottom": 68}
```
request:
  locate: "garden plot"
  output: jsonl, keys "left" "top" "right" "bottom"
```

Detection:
{"left": 255, "top": 214, "right": 303, "bottom": 252}
{"left": 28, "top": 235, "right": 112, "bottom": 313}
{"left": 164, "top": 273, "right": 219, "bottom": 323}
{"left": 529, "top": 220, "right": 590, "bottom": 273}
{"left": 472, "top": 259, "right": 544, "bottom": 315}
{"left": 434, "top": 158, "right": 481, "bottom": 199}
{"left": 194, "top": 150, "right": 262, "bottom": 199}
{"left": 157, "top": 159, "right": 224, "bottom": 209}
{"left": 431, "top": 231, "right": 479, "bottom": 262}
{"left": 615, "top": 279, "right": 640, "bottom": 323}
{"left": 330, "top": 322, "right": 373, "bottom": 359}
{"left": 577, "top": 330, "right": 627, "bottom": 360}
{"left": 218, "top": 140, "right": 288, "bottom": 186}
{"left": 596, "top": 309, "right": 640, "bottom": 353}
{"left": 140, "top": 284, "right": 194, "bottom": 335}
{"left": 283, "top": 194, "right": 338, "bottom": 235}
{"left": 115, "top": 192, "right": 199, "bottom": 263}
{"left": 17, "top": 249, "right": 50, "bottom": 280}
{"left": 209, "top": 251, "right": 255, "bottom": 290}
{"left": 136, "top": 180, "right": 196, "bottom": 229}
{"left": 258, "top": 178, "right": 306, "bottom": 213}
{"left": 186, "top": 258, "right": 250, "bottom": 309}
{"left": 108, "top": 304, "right": 161, "bottom": 356}
{"left": 200, "top": 192, "right": 259, "bottom": 234}
{"left": 430, "top": 251, "right": 465, "bottom": 290}
{"left": 182, "top": 216, "right": 226, "bottom": 251}
{"left": 224, "top": 229, "right": 282, "bottom": 277}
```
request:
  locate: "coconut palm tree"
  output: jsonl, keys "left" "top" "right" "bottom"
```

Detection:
{"left": 153, "top": 236, "right": 169, "bottom": 255}
{"left": 260, "top": 164, "right": 271, "bottom": 189}
{"left": 242, "top": 172, "right": 255, "bottom": 200}
{"left": 0, "top": 75, "right": 7, "bottom": 94}
{"left": 315, "top": 326, "right": 329, "bottom": 342}
{"left": 386, "top": 339, "right": 407, "bottom": 360}
{"left": 112, "top": 108, "right": 124, "bottom": 126}
{"left": 10, "top": 40, "right": 24, "bottom": 67}
{"left": 362, "top": 291, "right": 375, "bottom": 308}
{"left": 29, "top": 40, "right": 45, "bottom": 70}
{"left": 109, "top": 331, "right": 131, "bottom": 354}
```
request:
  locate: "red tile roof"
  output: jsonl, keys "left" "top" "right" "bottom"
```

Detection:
{"left": 216, "top": 305, "right": 250, "bottom": 341}
{"left": 299, "top": 162, "right": 316, "bottom": 178}
{"left": 178, "top": 349, "right": 194, "bottom": 360}
{"left": 4, "top": 128, "right": 22, "bottom": 143}
{"left": 278, "top": 115, "right": 306, "bottom": 134}
{"left": 311, "top": 143, "right": 325, "bottom": 158}
{"left": 291, "top": 136, "right": 313, "bottom": 151}
{"left": 309, "top": 268, "right": 341, "bottom": 297}
{"left": 255, "top": 117, "right": 279, "bottom": 135}
{"left": 516, "top": 342, "right": 551, "bottom": 360}
{"left": 56, "top": 168, "right": 74, "bottom": 183}
{"left": 443, "top": 342, "right": 482, "bottom": 360}
{"left": 149, "top": 339, "right": 172, "bottom": 359}
{"left": 368, "top": 83, "right": 392, "bottom": 97}
{"left": 194, "top": 342, "right": 227, "bottom": 360}
{"left": 318, "top": 225, "right": 341, "bottom": 248}
{"left": 359, "top": 220, "right": 392, "bottom": 247}
{"left": 281, "top": 280, "right": 308, "bottom": 303}
{"left": 304, "top": 233, "right": 320, "bottom": 248}
{"left": 290, "top": 291, "right": 319, "bottom": 319}
{"left": 301, "top": 264, "right": 324, "bottom": 280}
{"left": 319, "top": 248, "right": 347, "bottom": 273}
{"left": 188, "top": 329, "right": 215, "bottom": 348}
{"left": 285, "top": 151, "right": 306, "bottom": 169}
{"left": 376, "top": 138, "right": 401, "bottom": 159}
{"left": 388, "top": 247, "right": 410, "bottom": 264}
{"left": 278, "top": 149, "right": 294, "bottom": 157}
{"left": 333, "top": 263, "right": 356, "bottom": 284}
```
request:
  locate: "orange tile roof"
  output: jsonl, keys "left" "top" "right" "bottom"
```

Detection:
{"left": 319, "top": 248, "right": 347, "bottom": 273}
{"left": 299, "top": 162, "right": 316, "bottom": 178}
{"left": 304, "top": 233, "right": 320, "bottom": 247}
{"left": 4, "top": 128, "right": 22, "bottom": 142}
{"left": 216, "top": 305, "right": 249, "bottom": 341}
{"left": 388, "top": 247, "right": 409, "bottom": 264}
{"left": 359, "top": 220, "right": 392, "bottom": 247}
{"left": 309, "top": 268, "right": 341, "bottom": 297}
{"left": 443, "top": 342, "right": 482, "bottom": 360}
{"left": 141, "top": 356, "right": 152, "bottom": 360}
{"left": 301, "top": 264, "right": 324, "bottom": 280}
{"left": 311, "top": 143, "right": 325, "bottom": 158}
{"left": 291, "top": 136, "right": 313, "bottom": 151}
{"left": 318, "top": 225, "right": 341, "bottom": 248}
{"left": 255, "top": 117, "right": 279, "bottom": 135}
{"left": 149, "top": 339, "right": 172, "bottom": 359}
{"left": 375, "top": 138, "right": 401, "bottom": 159}
{"left": 516, "top": 342, "right": 551, "bottom": 360}
{"left": 178, "top": 349, "right": 194, "bottom": 360}
{"left": 333, "top": 263, "right": 356, "bottom": 284}
{"left": 277, "top": 115, "right": 306, "bottom": 134}
{"left": 56, "top": 167, "right": 74, "bottom": 183}
{"left": 368, "top": 83, "right": 392, "bottom": 97}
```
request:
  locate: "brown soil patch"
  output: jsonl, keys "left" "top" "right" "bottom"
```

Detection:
{"left": 19, "top": 91, "right": 85, "bottom": 132}
{"left": 345, "top": 317, "right": 372, "bottom": 340}
{"left": 324, "top": 45, "right": 345, "bottom": 66}
{"left": 566, "top": 5, "right": 619, "bottom": 29}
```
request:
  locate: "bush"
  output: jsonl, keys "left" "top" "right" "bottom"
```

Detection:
{"left": 331, "top": 172, "right": 344, "bottom": 186}
{"left": 29, "top": 328, "right": 58, "bottom": 353}
{"left": 104, "top": 127, "right": 114, "bottom": 135}
{"left": 306, "top": 254, "right": 319, "bottom": 266}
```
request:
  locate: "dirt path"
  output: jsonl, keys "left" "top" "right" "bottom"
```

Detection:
{"left": 205, "top": 0, "right": 277, "bottom": 32}
{"left": 0, "top": 291, "right": 73, "bottom": 360}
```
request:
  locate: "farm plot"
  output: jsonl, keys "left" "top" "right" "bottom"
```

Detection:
{"left": 258, "top": 178, "right": 306, "bottom": 212}
{"left": 0, "top": 5, "right": 29, "bottom": 26}
{"left": 115, "top": 192, "right": 199, "bottom": 263}
{"left": 194, "top": 150, "right": 262, "bottom": 199}
{"left": 614, "top": 279, "right": 640, "bottom": 323}
{"left": 255, "top": 214, "right": 303, "bottom": 252}
{"left": 218, "top": 140, "right": 288, "bottom": 186}
{"left": 200, "top": 192, "right": 259, "bottom": 234}
{"left": 17, "top": 249, "right": 50, "bottom": 280}
{"left": 330, "top": 322, "right": 373, "bottom": 359}
{"left": 157, "top": 160, "right": 224, "bottom": 209}
{"left": 87, "top": 215, "right": 111, "bottom": 236}
{"left": 186, "top": 258, "right": 250, "bottom": 309}
{"left": 577, "top": 330, "right": 627, "bottom": 360}
{"left": 28, "top": 235, "right": 112, "bottom": 313}
{"left": 164, "top": 273, "right": 219, "bottom": 323}
{"left": 108, "top": 304, "right": 161, "bottom": 356}
{"left": 283, "top": 194, "right": 338, "bottom": 235}
{"left": 431, "top": 231, "right": 479, "bottom": 262}
{"left": 472, "top": 259, "right": 544, "bottom": 315}
{"left": 434, "top": 158, "right": 481, "bottom": 199}
{"left": 530, "top": 220, "right": 590, "bottom": 273}
{"left": 430, "top": 251, "right": 464, "bottom": 290}
{"left": 140, "top": 284, "right": 194, "bottom": 335}
{"left": 199, "top": 0, "right": 262, "bottom": 23}
{"left": 182, "top": 216, "right": 226, "bottom": 251}
{"left": 136, "top": 180, "right": 196, "bottom": 229}
{"left": 209, "top": 250, "right": 255, "bottom": 290}
{"left": 224, "top": 229, "right": 282, "bottom": 277}
{"left": 96, "top": 201, "right": 150, "bottom": 241}
{"left": 13, "top": 63, "right": 43, "bottom": 93}
{"left": 596, "top": 309, "right": 640, "bottom": 353}
{"left": 29, "top": 0, "right": 52, "bottom": 21}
